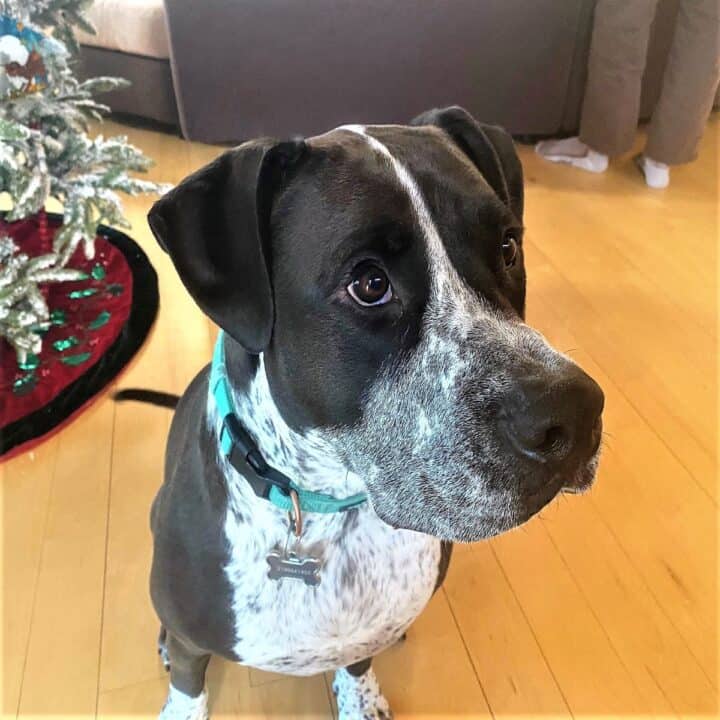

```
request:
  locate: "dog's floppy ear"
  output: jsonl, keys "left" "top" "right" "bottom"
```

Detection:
{"left": 148, "top": 139, "right": 306, "bottom": 353}
{"left": 411, "top": 106, "right": 523, "bottom": 222}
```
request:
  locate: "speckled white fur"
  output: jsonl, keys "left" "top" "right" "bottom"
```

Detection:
{"left": 208, "top": 354, "right": 441, "bottom": 676}
{"left": 333, "top": 667, "right": 392, "bottom": 720}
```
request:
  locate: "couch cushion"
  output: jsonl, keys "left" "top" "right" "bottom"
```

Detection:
{"left": 77, "top": 0, "right": 169, "bottom": 59}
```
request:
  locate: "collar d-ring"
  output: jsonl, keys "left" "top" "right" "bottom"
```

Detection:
{"left": 289, "top": 488, "right": 303, "bottom": 537}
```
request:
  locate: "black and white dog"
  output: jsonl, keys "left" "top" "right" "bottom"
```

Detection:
{"left": 145, "top": 107, "right": 604, "bottom": 719}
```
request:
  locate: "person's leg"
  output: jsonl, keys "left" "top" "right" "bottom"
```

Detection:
{"left": 580, "top": 0, "right": 659, "bottom": 154}
{"left": 640, "top": 0, "right": 720, "bottom": 186}
{"left": 537, "top": 0, "right": 658, "bottom": 171}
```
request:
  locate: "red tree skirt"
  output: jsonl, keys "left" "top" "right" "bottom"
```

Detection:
{"left": 1, "top": 213, "right": 159, "bottom": 460}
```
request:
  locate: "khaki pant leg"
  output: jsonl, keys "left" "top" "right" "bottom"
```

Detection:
{"left": 645, "top": 0, "right": 720, "bottom": 165}
{"left": 579, "top": 0, "right": 659, "bottom": 155}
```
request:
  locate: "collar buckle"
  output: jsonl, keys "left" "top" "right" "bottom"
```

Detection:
{"left": 223, "top": 413, "right": 293, "bottom": 500}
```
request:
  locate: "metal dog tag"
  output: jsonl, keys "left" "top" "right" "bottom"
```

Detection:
{"left": 266, "top": 551, "right": 321, "bottom": 586}
{"left": 266, "top": 494, "right": 321, "bottom": 586}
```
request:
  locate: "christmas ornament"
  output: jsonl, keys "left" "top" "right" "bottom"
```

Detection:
{"left": 0, "top": 14, "right": 48, "bottom": 98}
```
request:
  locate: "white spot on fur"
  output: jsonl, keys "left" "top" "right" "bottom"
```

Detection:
{"left": 159, "top": 685, "right": 208, "bottom": 720}
{"left": 333, "top": 667, "right": 392, "bottom": 720}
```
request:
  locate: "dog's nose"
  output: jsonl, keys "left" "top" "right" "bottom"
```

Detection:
{"left": 500, "top": 365, "right": 604, "bottom": 468}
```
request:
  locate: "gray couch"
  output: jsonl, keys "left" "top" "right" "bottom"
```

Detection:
{"left": 80, "top": 0, "right": 684, "bottom": 143}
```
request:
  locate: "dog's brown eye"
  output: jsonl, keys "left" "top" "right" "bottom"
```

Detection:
{"left": 502, "top": 232, "right": 519, "bottom": 268}
{"left": 347, "top": 264, "right": 393, "bottom": 307}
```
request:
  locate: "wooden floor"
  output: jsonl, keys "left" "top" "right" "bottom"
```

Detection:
{"left": 2, "top": 115, "right": 718, "bottom": 719}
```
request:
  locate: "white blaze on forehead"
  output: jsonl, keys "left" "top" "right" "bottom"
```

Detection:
{"left": 338, "top": 124, "right": 460, "bottom": 303}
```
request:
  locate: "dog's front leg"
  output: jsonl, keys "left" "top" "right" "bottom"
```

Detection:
{"left": 159, "top": 632, "right": 210, "bottom": 720}
{"left": 333, "top": 658, "right": 392, "bottom": 720}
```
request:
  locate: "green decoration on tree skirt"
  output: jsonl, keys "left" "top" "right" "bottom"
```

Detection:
{"left": 52, "top": 335, "right": 79, "bottom": 352}
{"left": 88, "top": 310, "right": 110, "bottom": 329}
{"left": 50, "top": 308, "right": 66, "bottom": 324}
{"left": 60, "top": 350, "right": 91, "bottom": 366}
{"left": 12, "top": 371, "right": 36, "bottom": 394}
{"left": 67, "top": 287, "right": 98, "bottom": 299}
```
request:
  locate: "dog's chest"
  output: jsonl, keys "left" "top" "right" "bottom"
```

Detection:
{"left": 223, "top": 504, "right": 441, "bottom": 675}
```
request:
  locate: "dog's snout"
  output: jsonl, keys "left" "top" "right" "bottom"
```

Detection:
{"left": 500, "top": 365, "right": 604, "bottom": 468}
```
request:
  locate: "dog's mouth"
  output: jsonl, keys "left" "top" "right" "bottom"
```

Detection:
{"left": 561, "top": 436, "right": 602, "bottom": 495}
{"left": 519, "top": 446, "right": 602, "bottom": 521}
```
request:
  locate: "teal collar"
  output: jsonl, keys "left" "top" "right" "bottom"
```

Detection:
{"left": 210, "top": 330, "right": 367, "bottom": 515}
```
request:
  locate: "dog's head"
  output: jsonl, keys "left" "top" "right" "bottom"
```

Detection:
{"left": 149, "top": 106, "right": 603, "bottom": 542}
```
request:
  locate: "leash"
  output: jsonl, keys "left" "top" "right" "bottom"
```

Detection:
{"left": 210, "top": 330, "right": 367, "bottom": 529}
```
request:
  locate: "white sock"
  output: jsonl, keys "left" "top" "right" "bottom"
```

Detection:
{"left": 159, "top": 685, "right": 208, "bottom": 720}
{"left": 637, "top": 154, "right": 669, "bottom": 188}
{"left": 535, "top": 137, "right": 609, "bottom": 174}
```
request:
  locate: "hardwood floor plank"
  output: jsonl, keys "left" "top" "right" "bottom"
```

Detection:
{"left": 209, "top": 659, "right": 332, "bottom": 719}
{"left": 97, "top": 397, "right": 170, "bottom": 694}
{"left": 444, "top": 545, "right": 572, "bottom": 716}
{"left": 489, "top": 521, "right": 650, "bottom": 715}
{"left": 1, "top": 440, "right": 57, "bottom": 719}
{"left": 97, "top": 676, "right": 170, "bottom": 720}
{"left": 540, "top": 496, "right": 714, "bottom": 713}
{"left": 591, "top": 430, "right": 717, "bottom": 676}
{"left": 526, "top": 246, "right": 716, "bottom": 498}
{"left": 16, "top": 401, "right": 114, "bottom": 717}
{"left": 526, "top": 271, "right": 717, "bottom": 678}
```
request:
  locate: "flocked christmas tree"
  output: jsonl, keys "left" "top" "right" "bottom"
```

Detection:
{"left": 0, "top": 0, "right": 167, "bottom": 364}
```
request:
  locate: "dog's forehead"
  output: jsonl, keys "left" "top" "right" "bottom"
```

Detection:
{"left": 309, "top": 124, "right": 486, "bottom": 189}
{"left": 276, "top": 123, "right": 523, "bottom": 318}
{"left": 305, "top": 124, "right": 509, "bottom": 234}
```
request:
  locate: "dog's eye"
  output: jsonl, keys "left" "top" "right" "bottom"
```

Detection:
{"left": 347, "top": 264, "right": 393, "bottom": 307}
{"left": 502, "top": 231, "right": 519, "bottom": 268}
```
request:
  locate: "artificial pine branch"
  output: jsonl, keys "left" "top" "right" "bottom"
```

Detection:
{"left": 0, "top": 0, "right": 170, "bottom": 364}
{"left": 0, "top": 234, "right": 86, "bottom": 362}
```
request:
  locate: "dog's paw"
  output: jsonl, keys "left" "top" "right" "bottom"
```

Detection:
{"left": 159, "top": 685, "right": 208, "bottom": 720}
{"left": 332, "top": 667, "right": 392, "bottom": 720}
